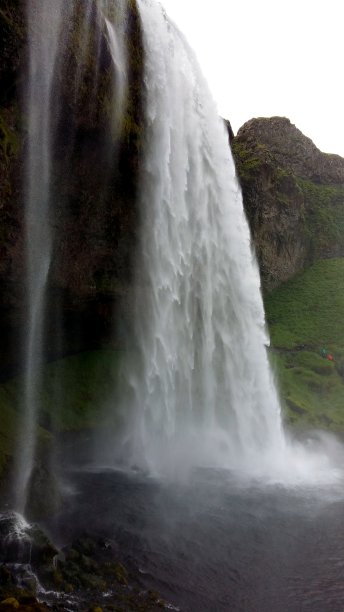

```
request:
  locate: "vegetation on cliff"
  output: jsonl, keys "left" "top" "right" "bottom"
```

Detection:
{"left": 232, "top": 117, "right": 344, "bottom": 292}
{"left": 232, "top": 117, "right": 344, "bottom": 431}
{"left": 266, "top": 258, "right": 344, "bottom": 431}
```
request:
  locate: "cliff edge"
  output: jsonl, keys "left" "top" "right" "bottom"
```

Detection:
{"left": 232, "top": 116, "right": 344, "bottom": 291}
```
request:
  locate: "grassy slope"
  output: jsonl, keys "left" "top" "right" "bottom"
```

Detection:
{"left": 265, "top": 258, "right": 344, "bottom": 430}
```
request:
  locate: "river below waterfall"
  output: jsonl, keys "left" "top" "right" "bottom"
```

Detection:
{"left": 41, "top": 464, "right": 344, "bottom": 612}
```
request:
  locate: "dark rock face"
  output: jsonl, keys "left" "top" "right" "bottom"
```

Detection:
{"left": 0, "top": 521, "right": 168, "bottom": 611}
{"left": 223, "top": 118, "right": 234, "bottom": 145}
{"left": 232, "top": 117, "right": 344, "bottom": 291}
{"left": 0, "top": 0, "right": 145, "bottom": 374}
{"left": 0, "top": 1, "right": 27, "bottom": 375}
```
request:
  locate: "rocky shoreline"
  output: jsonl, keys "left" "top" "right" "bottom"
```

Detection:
{"left": 0, "top": 512, "right": 171, "bottom": 611}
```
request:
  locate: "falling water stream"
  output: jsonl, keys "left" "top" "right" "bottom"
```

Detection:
{"left": 14, "top": 0, "right": 130, "bottom": 514}
{"left": 14, "top": 0, "right": 66, "bottom": 513}
{"left": 119, "top": 0, "right": 286, "bottom": 476}
{"left": 14, "top": 0, "right": 343, "bottom": 512}
{"left": 5, "top": 1, "right": 344, "bottom": 610}
{"left": 114, "top": 0, "right": 341, "bottom": 485}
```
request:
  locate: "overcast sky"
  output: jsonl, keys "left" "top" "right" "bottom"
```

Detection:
{"left": 160, "top": 0, "right": 344, "bottom": 157}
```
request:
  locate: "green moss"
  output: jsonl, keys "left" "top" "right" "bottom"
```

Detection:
{"left": 0, "top": 112, "right": 19, "bottom": 161}
{"left": 296, "top": 178, "right": 344, "bottom": 251}
{"left": 266, "top": 258, "right": 344, "bottom": 348}
{"left": 0, "top": 349, "right": 125, "bottom": 485}
{"left": 232, "top": 140, "right": 298, "bottom": 212}
{"left": 266, "top": 259, "right": 344, "bottom": 430}
{"left": 232, "top": 140, "right": 267, "bottom": 180}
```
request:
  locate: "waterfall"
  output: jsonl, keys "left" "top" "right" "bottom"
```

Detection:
{"left": 14, "top": 0, "right": 129, "bottom": 514}
{"left": 104, "top": 0, "right": 129, "bottom": 139}
{"left": 14, "top": 0, "right": 66, "bottom": 513}
{"left": 116, "top": 0, "right": 287, "bottom": 477}
{"left": 12, "top": 0, "right": 339, "bottom": 515}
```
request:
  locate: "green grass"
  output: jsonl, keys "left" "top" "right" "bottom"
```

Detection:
{"left": 266, "top": 258, "right": 344, "bottom": 431}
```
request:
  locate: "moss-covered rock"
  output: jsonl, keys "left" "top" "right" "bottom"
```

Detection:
{"left": 0, "top": 531, "right": 167, "bottom": 611}
{"left": 232, "top": 117, "right": 344, "bottom": 291}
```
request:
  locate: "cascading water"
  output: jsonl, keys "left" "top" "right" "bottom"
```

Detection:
{"left": 12, "top": 0, "right": 341, "bottom": 520}
{"left": 14, "top": 0, "right": 66, "bottom": 513}
{"left": 14, "top": 0, "right": 130, "bottom": 515}
{"left": 104, "top": 0, "right": 129, "bottom": 139}
{"left": 117, "top": 0, "right": 285, "bottom": 476}
{"left": 116, "top": 0, "right": 340, "bottom": 484}
{"left": 4, "top": 2, "right": 344, "bottom": 609}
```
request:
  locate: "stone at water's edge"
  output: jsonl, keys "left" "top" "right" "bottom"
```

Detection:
{"left": 0, "top": 512, "right": 57, "bottom": 565}
{"left": 0, "top": 514, "right": 168, "bottom": 611}
{"left": 232, "top": 116, "right": 344, "bottom": 292}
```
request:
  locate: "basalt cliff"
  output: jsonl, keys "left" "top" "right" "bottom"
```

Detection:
{"left": 232, "top": 116, "right": 344, "bottom": 292}
{"left": 0, "top": 0, "right": 144, "bottom": 376}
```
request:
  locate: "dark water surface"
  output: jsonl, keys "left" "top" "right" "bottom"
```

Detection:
{"left": 44, "top": 467, "right": 344, "bottom": 611}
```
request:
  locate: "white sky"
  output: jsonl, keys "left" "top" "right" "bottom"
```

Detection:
{"left": 160, "top": 0, "right": 344, "bottom": 157}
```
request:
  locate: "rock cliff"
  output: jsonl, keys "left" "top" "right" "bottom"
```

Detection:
{"left": 0, "top": 0, "right": 144, "bottom": 375}
{"left": 232, "top": 117, "right": 344, "bottom": 291}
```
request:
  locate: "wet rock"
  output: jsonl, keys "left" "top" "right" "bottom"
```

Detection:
{"left": 0, "top": 596, "right": 48, "bottom": 611}
{"left": 0, "top": 0, "right": 145, "bottom": 382}
{"left": 0, "top": 526, "right": 171, "bottom": 611}
{"left": 24, "top": 462, "right": 62, "bottom": 522}
{"left": 223, "top": 118, "right": 234, "bottom": 145}
{"left": 0, "top": 1, "right": 26, "bottom": 105}
{"left": 0, "top": 598, "right": 20, "bottom": 610}
{"left": 0, "top": 0, "right": 145, "bottom": 498}
{"left": 0, "top": 512, "right": 57, "bottom": 566}
{"left": 0, "top": 513, "right": 32, "bottom": 565}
